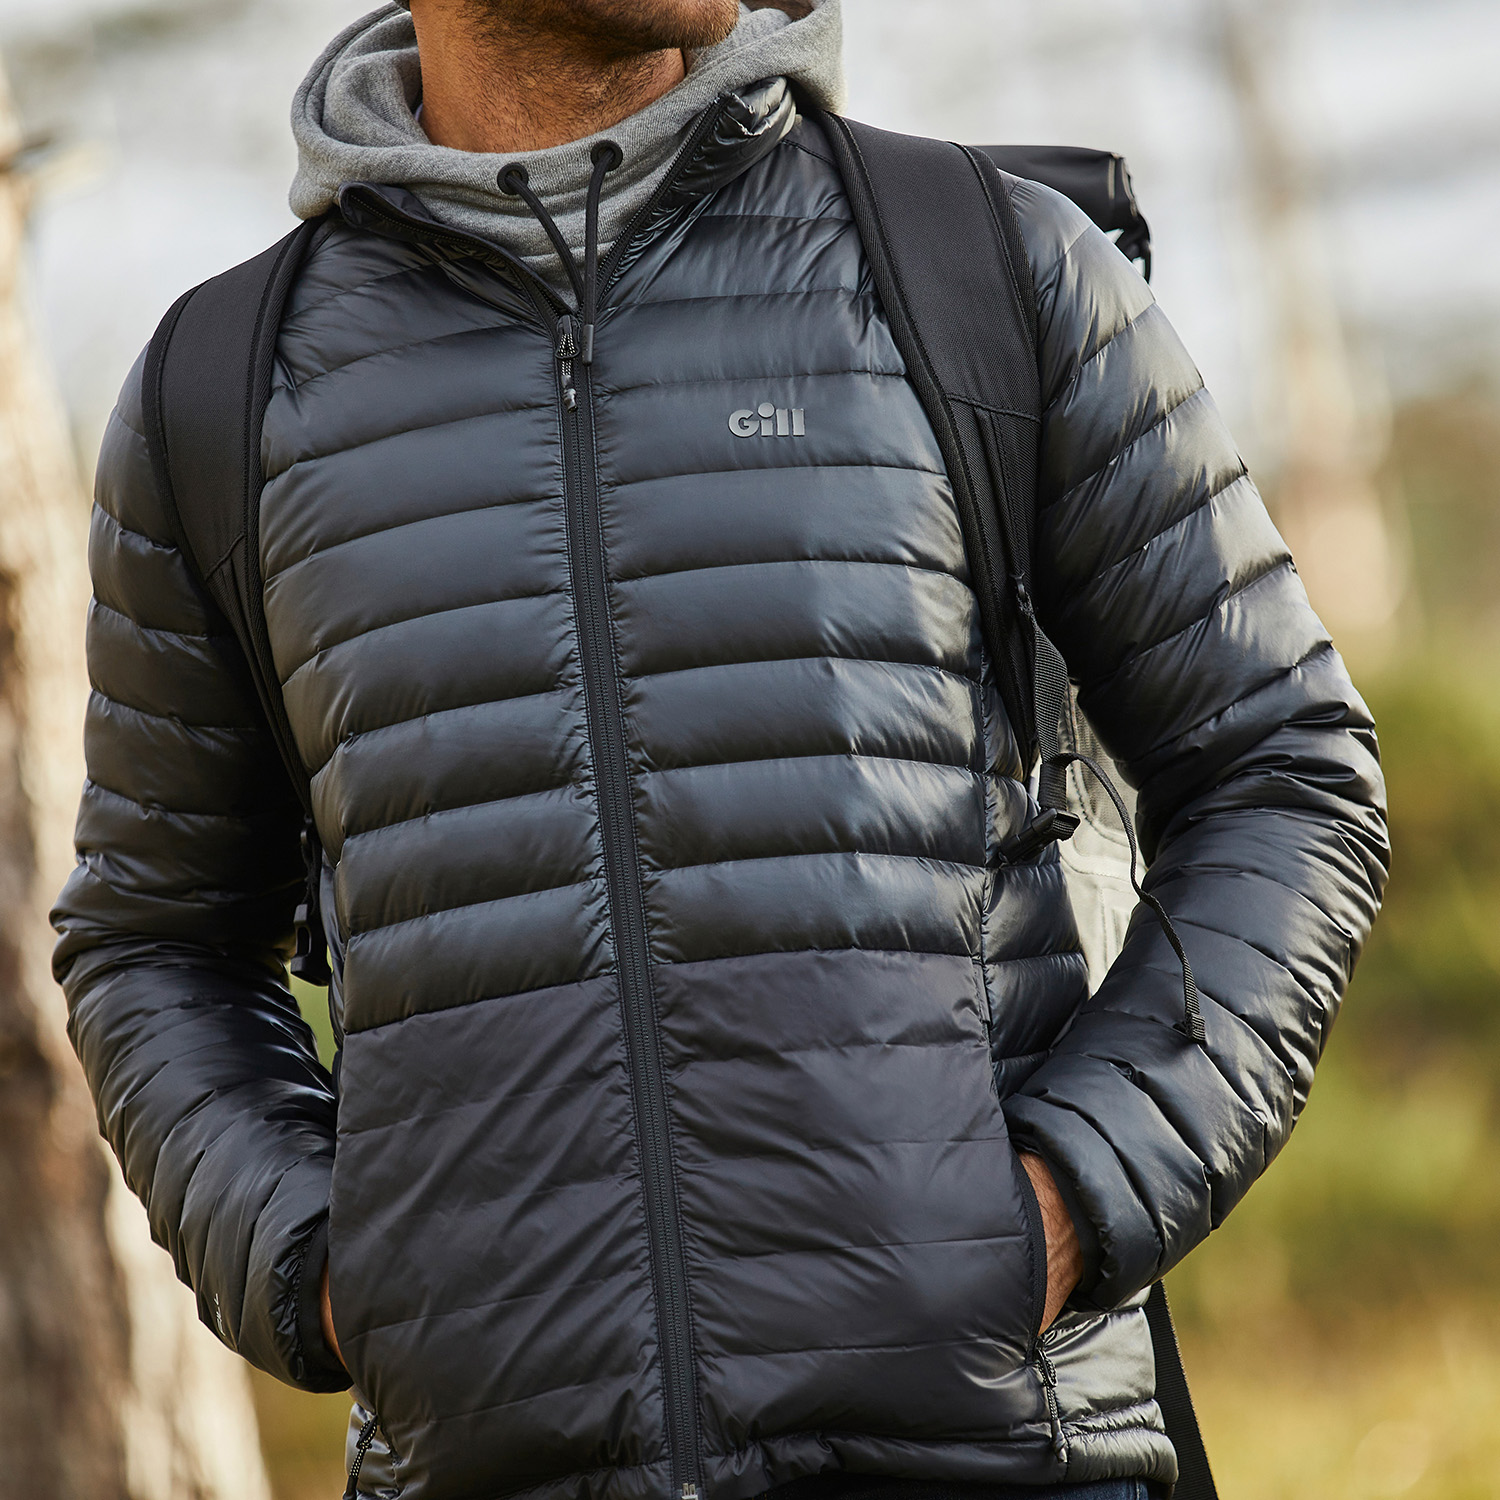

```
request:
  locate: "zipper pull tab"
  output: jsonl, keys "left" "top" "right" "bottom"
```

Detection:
{"left": 555, "top": 315, "right": 579, "bottom": 409}
{"left": 581, "top": 322, "right": 596, "bottom": 366}
{"left": 1032, "top": 1339, "right": 1070, "bottom": 1463}
{"left": 344, "top": 1413, "right": 379, "bottom": 1500}
{"left": 1013, "top": 573, "right": 1037, "bottom": 623}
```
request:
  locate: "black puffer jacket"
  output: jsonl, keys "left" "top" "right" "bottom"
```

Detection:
{"left": 55, "top": 86, "right": 1388, "bottom": 1500}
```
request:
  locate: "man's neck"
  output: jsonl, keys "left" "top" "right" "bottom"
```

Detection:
{"left": 412, "top": 4, "right": 689, "bottom": 155}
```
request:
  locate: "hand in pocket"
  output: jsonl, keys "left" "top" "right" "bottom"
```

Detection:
{"left": 1019, "top": 1154, "right": 1083, "bottom": 1333}
{"left": 322, "top": 1261, "right": 348, "bottom": 1372}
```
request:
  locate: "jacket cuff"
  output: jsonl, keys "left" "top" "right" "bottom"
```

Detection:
{"left": 1021, "top": 1142, "right": 1104, "bottom": 1303}
{"left": 294, "top": 1217, "right": 350, "bottom": 1393}
{"left": 1004, "top": 1064, "right": 1173, "bottom": 1310}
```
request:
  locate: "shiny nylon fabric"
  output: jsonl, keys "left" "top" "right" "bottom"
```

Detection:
{"left": 54, "top": 107, "right": 1387, "bottom": 1500}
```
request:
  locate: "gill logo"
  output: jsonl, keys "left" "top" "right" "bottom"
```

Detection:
{"left": 730, "top": 402, "right": 806, "bottom": 438}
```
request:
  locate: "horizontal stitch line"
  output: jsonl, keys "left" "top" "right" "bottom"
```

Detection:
{"left": 345, "top": 877, "right": 597, "bottom": 942}
{"left": 266, "top": 402, "right": 556, "bottom": 480}
{"left": 640, "top": 750, "right": 976, "bottom": 780}
{"left": 335, "top": 1263, "right": 643, "bottom": 1338}
{"left": 652, "top": 848, "right": 985, "bottom": 878}
{"left": 336, "top": 1066, "right": 620, "bottom": 1139}
{"left": 1125, "top": 636, "right": 1333, "bottom": 765}
{"left": 616, "top": 555, "right": 972, "bottom": 588}
{"left": 1043, "top": 381, "right": 1208, "bottom": 514}
{"left": 282, "top": 585, "right": 569, "bottom": 684}
{"left": 309, "top": 687, "right": 576, "bottom": 780}
{"left": 278, "top": 319, "right": 531, "bottom": 394}
{"left": 90, "top": 690, "right": 256, "bottom": 737}
{"left": 1086, "top": 558, "right": 1293, "bottom": 691}
{"left": 655, "top": 945, "right": 986, "bottom": 973}
{"left": 348, "top": 970, "right": 620, "bottom": 1037}
{"left": 1086, "top": 469, "right": 1254, "bottom": 583}
{"left": 950, "top": 395, "right": 1041, "bottom": 424}
{"left": 615, "top": 279, "right": 864, "bottom": 315}
{"left": 697, "top": 1230, "right": 1025, "bottom": 1269}
{"left": 262, "top": 490, "right": 561, "bottom": 582}
{"left": 593, "top": 366, "right": 915, "bottom": 400}
{"left": 340, "top": 780, "right": 578, "bottom": 846}
{"left": 91, "top": 597, "right": 220, "bottom": 649}
{"left": 94, "top": 497, "right": 182, "bottom": 559}
{"left": 79, "top": 773, "right": 290, "bottom": 828}
{"left": 604, "top": 458, "right": 947, "bottom": 495}
{"left": 631, "top": 652, "right": 980, "bottom": 689}
{"left": 679, "top": 1038, "right": 994, "bottom": 1070}
{"left": 279, "top": 257, "right": 454, "bottom": 330}
{"left": 1043, "top": 282, "right": 1158, "bottom": 415}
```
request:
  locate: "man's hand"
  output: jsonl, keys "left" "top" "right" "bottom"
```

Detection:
{"left": 321, "top": 1262, "right": 346, "bottom": 1371}
{"left": 1019, "top": 1153, "right": 1083, "bottom": 1334}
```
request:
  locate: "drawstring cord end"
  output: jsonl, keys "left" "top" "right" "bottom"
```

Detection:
{"left": 1019, "top": 749, "right": 1208, "bottom": 1050}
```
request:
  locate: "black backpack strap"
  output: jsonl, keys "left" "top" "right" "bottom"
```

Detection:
{"left": 820, "top": 112, "right": 1214, "bottom": 1497}
{"left": 141, "top": 216, "right": 333, "bottom": 984}
{"left": 1146, "top": 1283, "right": 1220, "bottom": 1500}
{"left": 818, "top": 112, "right": 1078, "bottom": 859}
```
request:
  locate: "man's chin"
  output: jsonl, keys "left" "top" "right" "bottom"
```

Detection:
{"left": 462, "top": 0, "right": 742, "bottom": 54}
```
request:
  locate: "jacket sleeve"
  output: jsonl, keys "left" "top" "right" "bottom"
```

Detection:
{"left": 1000, "top": 181, "right": 1390, "bottom": 1309}
{"left": 50, "top": 351, "right": 347, "bottom": 1392}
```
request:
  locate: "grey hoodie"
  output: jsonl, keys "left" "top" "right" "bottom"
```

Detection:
{"left": 290, "top": 1, "right": 845, "bottom": 292}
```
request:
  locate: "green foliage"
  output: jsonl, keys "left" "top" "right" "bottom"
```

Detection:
{"left": 292, "top": 977, "right": 337, "bottom": 1071}
{"left": 1339, "top": 666, "right": 1500, "bottom": 1055}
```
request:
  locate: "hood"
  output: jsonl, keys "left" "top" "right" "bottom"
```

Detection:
{"left": 289, "top": 1, "right": 844, "bottom": 289}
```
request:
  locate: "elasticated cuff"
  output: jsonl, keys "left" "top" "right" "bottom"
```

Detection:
{"left": 294, "top": 1217, "right": 351, "bottom": 1392}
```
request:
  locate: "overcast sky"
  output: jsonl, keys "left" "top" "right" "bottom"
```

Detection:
{"left": 4, "top": 0, "right": 1496, "bottom": 465}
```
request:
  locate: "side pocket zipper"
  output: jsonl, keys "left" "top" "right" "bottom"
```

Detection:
{"left": 1015, "top": 1162, "right": 1069, "bottom": 1464}
{"left": 1031, "top": 1334, "right": 1069, "bottom": 1463}
{"left": 344, "top": 1413, "right": 380, "bottom": 1500}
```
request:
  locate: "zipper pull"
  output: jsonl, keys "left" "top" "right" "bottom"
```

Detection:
{"left": 556, "top": 314, "right": 579, "bottom": 409}
{"left": 1013, "top": 573, "right": 1037, "bottom": 624}
{"left": 343, "top": 1413, "right": 379, "bottom": 1500}
{"left": 1032, "top": 1339, "right": 1070, "bottom": 1463}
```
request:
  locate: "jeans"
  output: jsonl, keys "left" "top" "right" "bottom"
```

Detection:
{"left": 1048, "top": 1486, "right": 1155, "bottom": 1499}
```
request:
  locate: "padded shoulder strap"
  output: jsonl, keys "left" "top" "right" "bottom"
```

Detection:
{"left": 142, "top": 218, "right": 323, "bottom": 814}
{"left": 142, "top": 218, "right": 334, "bottom": 986}
{"left": 818, "top": 112, "right": 1077, "bottom": 850}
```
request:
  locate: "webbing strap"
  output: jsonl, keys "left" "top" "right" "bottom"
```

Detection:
{"left": 1145, "top": 1284, "right": 1220, "bottom": 1500}
{"left": 818, "top": 112, "right": 1044, "bottom": 766}
{"left": 142, "top": 215, "right": 331, "bottom": 983}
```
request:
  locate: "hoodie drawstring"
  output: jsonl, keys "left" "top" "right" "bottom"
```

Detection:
{"left": 1055, "top": 750, "right": 1206, "bottom": 1045}
{"left": 499, "top": 140, "right": 624, "bottom": 382}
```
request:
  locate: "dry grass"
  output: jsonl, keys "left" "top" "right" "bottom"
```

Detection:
{"left": 1182, "top": 1301, "right": 1500, "bottom": 1500}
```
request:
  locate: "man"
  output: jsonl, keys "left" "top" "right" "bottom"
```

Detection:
{"left": 53, "top": 2, "right": 1388, "bottom": 1497}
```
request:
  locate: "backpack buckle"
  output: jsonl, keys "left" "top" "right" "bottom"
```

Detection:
{"left": 290, "top": 823, "right": 333, "bottom": 986}
{"left": 998, "top": 807, "right": 1080, "bottom": 866}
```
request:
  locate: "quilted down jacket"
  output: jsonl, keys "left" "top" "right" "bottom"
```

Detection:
{"left": 54, "top": 83, "right": 1388, "bottom": 1500}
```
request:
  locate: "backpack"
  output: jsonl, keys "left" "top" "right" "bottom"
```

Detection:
{"left": 140, "top": 117, "right": 1216, "bottom": 1500}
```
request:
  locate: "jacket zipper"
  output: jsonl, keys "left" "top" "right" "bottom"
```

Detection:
{"left": 554, "top": 319, "right": 703, "bottom": 1500}
{"left": 344, "top": 116, "right": 748, "bottom": 1495}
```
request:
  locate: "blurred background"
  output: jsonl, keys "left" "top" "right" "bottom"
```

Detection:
{"left": 0, "top": 1, "right": 1494, "bottom": 1496}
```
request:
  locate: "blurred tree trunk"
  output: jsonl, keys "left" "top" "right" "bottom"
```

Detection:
{"left": 1218, "top": 0, "right": 1404, "bottom": 654}
{"left": 0, "top": 62, "right": 272, "bottom": 1500}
